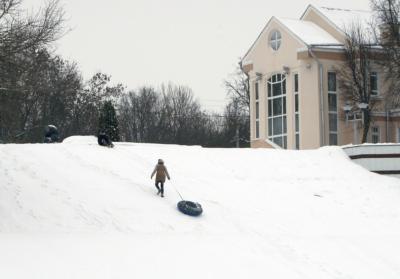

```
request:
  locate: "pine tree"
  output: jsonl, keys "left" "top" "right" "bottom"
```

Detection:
{"left": 98, "top": 101, "right": 120, "bottom": 141}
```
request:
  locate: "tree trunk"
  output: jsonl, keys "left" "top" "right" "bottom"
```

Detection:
{"left": 361, "top": 109, "right": 371, "bottom": 143}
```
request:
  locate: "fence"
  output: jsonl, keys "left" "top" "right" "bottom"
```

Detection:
{"left": 342, "top": 144, "right": 400, "bottom": 179}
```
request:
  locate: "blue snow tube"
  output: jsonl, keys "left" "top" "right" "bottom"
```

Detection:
{"left": 177, "top": 200, "right": 203, "bottom": 217}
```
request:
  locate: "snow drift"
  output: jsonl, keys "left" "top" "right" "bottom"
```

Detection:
{"left": 0, "top": 136, "right": 399, "bottom": 279}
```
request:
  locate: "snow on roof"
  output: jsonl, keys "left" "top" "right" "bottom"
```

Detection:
{"left": 276, "top": 17, "right": 342, "bottom": 46}
{"left": 314, "top": 6, "right": 374, "bottom": 34}
{"left": 242, "top": 5, "right": 375, "bottom": 62}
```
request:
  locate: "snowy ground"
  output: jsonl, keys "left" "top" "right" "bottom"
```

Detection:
{"left": 1, "top": 136, "right": 400, "bottom": 278}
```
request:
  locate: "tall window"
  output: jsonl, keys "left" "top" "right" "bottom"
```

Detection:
{"left": 267, "top": 73, "right": 287, "bottom": 148}
{"left": 370, "top": 72, "right": 378, "bottom": 96}
{"left": 372, "top": 126, "right": 380, "bottom": 143}
{"left": 255, "top": 82, "right": 260, "bottom": 139}
{"left": 294, "top": 73, "right": 300, "bottom": 149}
{"left": 328, "top": 72, "right": 338, "bottom": 145}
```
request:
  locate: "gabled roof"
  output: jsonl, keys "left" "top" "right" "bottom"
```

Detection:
{"left": 242, "top": 16, "right": 342, "bottom": 62}
{"left": 242, "top": 4, "right": 375, "bottom": 63}
{"left": 301, "top": 5, "right": 373, "bottom": 35}
{"left": 276, "top": 17, "right": 341, "bottom": 46}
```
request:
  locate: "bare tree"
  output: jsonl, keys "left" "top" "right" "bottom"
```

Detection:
{"left": 371, "top": 0, "right": 400, "bottom": 105}
{"left": 0, "top": 0, "right": 65, "bottom": 59}
{"left": 223, "top": 62, "right": 250, "bottom": 146}
{"left": 118, "top": 83, "right": 221, "bottom": 146}
{"left": 159, "top": 83, "right": 204, "bottom": 144}
{"left": 0, "top": 0, "right": 67, "bottom": 142}
{"left": 336, "top": 24, "right": 380, "bottom": 143}
{"left": 224, "top": 63, "right": 250, "bottom": 113}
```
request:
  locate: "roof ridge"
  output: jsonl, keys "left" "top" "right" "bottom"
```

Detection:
{"left": 319, "top": 6, "right": 371, "bottom": 13}
{"left": 275, "top": 16, "right": 301, "bottom": 20}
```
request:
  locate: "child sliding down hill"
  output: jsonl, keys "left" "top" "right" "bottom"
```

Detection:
{"left": 150, "top": 159, "right": 170, "bottom": 197}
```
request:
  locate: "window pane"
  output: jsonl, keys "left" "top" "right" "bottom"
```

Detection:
{"left": 283, "top": 136, "right": 287, "bottom": 149}
{"left": 273, "top": 136, "right": 283, "bottom": 147}
{"left": 328, "top": 72, "right": 336, "bottom": 92}
{"left": 329, "top": 113, "right": 338, "bottom": 132}
{"left": 273, "top": 82, "right": 281, "bottom": 96}
{"left": 276, "top": 40, "right": 281, "bottom": 50}
{"left": 255, "top": 82, "right": 259, "bottom": 100}
{"left": 372, "top": 126, "right": 380, "bottom": 143}
{"left": 329, "top": 133, "right": 338, "bottom": 145}
{"left": 273, "top": 98, "right": 282, "bottom": 115}
{"left": 295, "top": 114, "right": 299, "bottom": 132}
{"left": 296, "top": 134, "right": 300, "bottom": 150}
{"left": 294, "top": 74, "right": 298, "bottom": 92}
{"left": 283, "top": 97, "right": 286, "bottom": 114}
{"left": 283, "top": 116, "right": 287, "bottom": 133}
{"left": 268, "top": 83, "right": 271, "bottom": 97}
{"left": 370, "top": 73, "right": 378, "bottom": 95}
{"left": 283, "top": 79, "right": 286, "bottom": 95}
{"left": 370, "top": 73, "right": 377, "bottom": 90}
{"left": 256, "top": 102, "right": 259, "bottom": 119}
{"left": 272, "top": 75, "right": 276, "bottom": 83}
{"left": 256, "top": 121, "right": 260, "bottom": 138}
{"left": 268, "top": 118, "right": 272, "bottom": 136}
{"left": 273, "top": 117, "right": 283, "bottom": 135}
{"left": 328, "top": 93, "right": 337, "bottom": 111}
{"left": 295, "top": 94, "right": 299, "bottom": 112}
{"left": 268, "top": 100, "right": 272, "bottom": 117}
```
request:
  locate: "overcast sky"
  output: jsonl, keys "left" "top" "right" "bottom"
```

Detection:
{"left": 24, "top": 0, "right": 370, "bottom": 112}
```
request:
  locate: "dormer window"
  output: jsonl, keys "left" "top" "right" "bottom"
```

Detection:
{"left": 270, "top": 30, "right": 282, "bottom": 51}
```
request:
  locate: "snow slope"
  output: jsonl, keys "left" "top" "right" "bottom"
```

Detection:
{"left": 1, "top": 136, "right": 400, "bottom": 278}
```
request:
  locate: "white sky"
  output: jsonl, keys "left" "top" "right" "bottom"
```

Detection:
{"left": 24, "top": 0, "right": 370, "bottom": 112}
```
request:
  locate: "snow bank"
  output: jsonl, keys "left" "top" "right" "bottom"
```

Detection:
{"left": 0, "top": 141, "right": 399, "bottom": 278}
{"left": 62, "top": 135, "right": 98, "bottom": 144}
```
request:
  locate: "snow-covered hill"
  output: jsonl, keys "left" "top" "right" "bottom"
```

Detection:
{"left": 1, "top": 136, "right": 400, "bottom": 279}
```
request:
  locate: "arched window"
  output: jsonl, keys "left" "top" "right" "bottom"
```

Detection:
{"left": 267, "top": 73, "right": 287, "bottom": 148}
{"left": 270, "top": 30, "right": 282, "bottom": 51}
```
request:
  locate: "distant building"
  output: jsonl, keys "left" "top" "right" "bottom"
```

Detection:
{"left": 241, "top": 5, "right": 400, "bottom": 149}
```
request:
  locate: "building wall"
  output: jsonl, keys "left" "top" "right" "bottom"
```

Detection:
{"left": 392, "top": 118, "right": 400, "bottom": 143}
{"left": 320, "top": 59, "right": 400, "bottom": 145}
{"left": 248, "top": 46, "right": 400, "bottom": 149}
{"left": 247, "top": 19, "right": 322, "bottom": 150}
{"left": 297, "top": 58, "right": 321, "bottom": 149}
{"left": 370, "top": 116, "right": 400, "bottom": 143}
{"left": 245, "top": 12, "right": 400, "bottom": 149}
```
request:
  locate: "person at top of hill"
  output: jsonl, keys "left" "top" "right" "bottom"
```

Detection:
{"left": 150, "top": 159, "right": 170, "bottom": 198}
{"left": 97, "top": 132, "right": 114, "bottom": 148}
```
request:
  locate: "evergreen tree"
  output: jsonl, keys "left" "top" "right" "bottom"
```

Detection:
{"left": 98, "top": 101, "right": 120, "bottom": 141}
